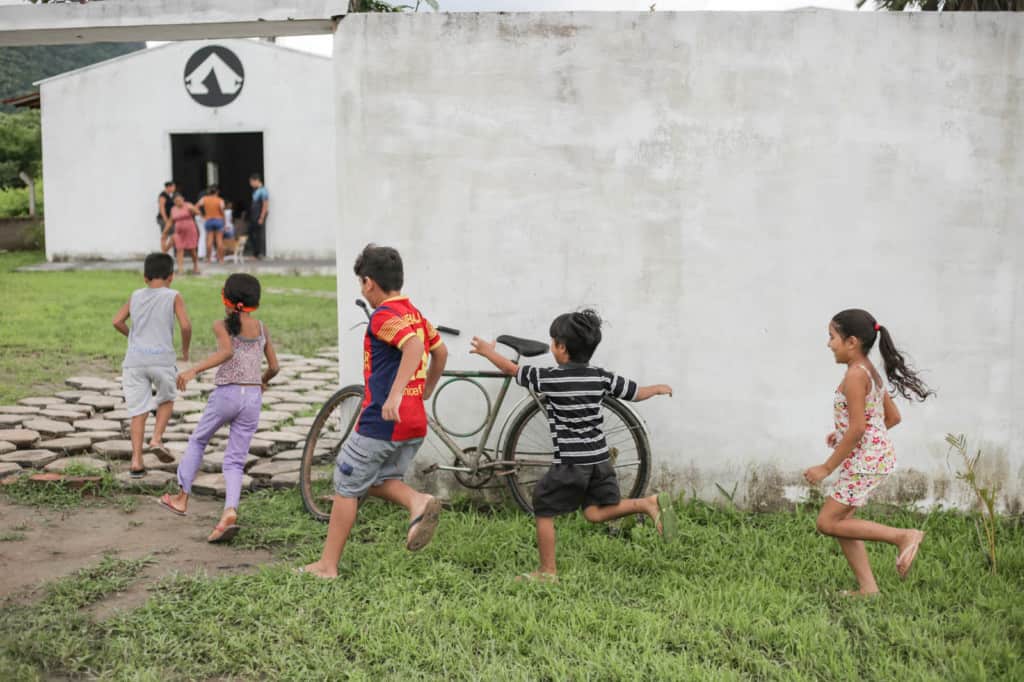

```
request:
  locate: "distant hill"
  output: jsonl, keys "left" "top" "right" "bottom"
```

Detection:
{"left": 0, "top": 42, "right": 145, "bottom": 108}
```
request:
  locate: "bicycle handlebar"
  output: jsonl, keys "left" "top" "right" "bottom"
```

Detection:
{"left": 354, "top": 299, "right": 461, "bottom": 336}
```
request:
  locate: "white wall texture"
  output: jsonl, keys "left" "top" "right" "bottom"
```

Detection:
{"left": 40, "top": 39, "right": 336, "bottom": 260}
{"left": 334, "top": 12, "right": 1024, "bottom": 509}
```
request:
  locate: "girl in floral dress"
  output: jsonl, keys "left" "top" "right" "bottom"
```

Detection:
{"left": 803, "top": 309, "right": 934, "bottom": 596}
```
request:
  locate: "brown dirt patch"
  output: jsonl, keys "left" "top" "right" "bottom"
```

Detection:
{"left": 0, "top": 496, "right": 273, "bottom": 618}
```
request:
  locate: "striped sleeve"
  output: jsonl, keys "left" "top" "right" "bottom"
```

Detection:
{"left": 370, "top": 309, "right": 416, "bottom": 349}
{"left": 515, "top": 365, "right": 542, "bottom": 394}
{"left": 603, "top": 370, "right": 639, "bottom": 401}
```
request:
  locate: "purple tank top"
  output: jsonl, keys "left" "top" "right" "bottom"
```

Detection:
{"left": 214, "top": 322, "right": 266, "bottom": 385}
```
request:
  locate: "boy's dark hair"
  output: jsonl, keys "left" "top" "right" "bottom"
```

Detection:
{"left": 208, "top": 184, "right": 219, "bottom": 194}
{"left": 831, "top": 308, "right": 934, "bottom": 402}
{"left": 143, "top": 252, "right": 174, "bottom": 280}
{"left": 249, "top": 172, "right": 262, "bottom": 182}
{"left": 549, "top": 309, "right": 603, "bottom": 363}
{"left": 164, "top": 181, "right": 174, "bottom": 188}
{"left": 223, "top": 273, "right": 261, "bottom": 336}
{"left": 353, "top": 244, "right": 403, "bottom": 292}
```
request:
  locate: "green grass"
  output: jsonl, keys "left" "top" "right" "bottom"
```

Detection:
{"left": 0, "top": 251, "right": 338, "bottom": 403}
{"left": 2, "top": 491, "right": 1022, "bottom": 680}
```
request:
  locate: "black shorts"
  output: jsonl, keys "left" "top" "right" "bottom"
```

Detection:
{"left": 532, "top": 461, "right": 621, "bottom": 517}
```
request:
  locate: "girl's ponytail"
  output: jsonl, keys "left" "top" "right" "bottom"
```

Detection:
{"left": 876, "top": 324, "right": 935, "bottom": 402}
{"left": 221, "top": 273, "right": 261, "bottom": 337}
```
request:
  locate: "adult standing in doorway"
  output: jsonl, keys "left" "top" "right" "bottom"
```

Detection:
{"left": 163, "top": 193, "right": 201, "bottom": 275}
{"left": 199, "top": 185, "right": 226, "bottom": 264}
{"left": 248, "top": 173, "right": 269, "bottom": 260}
{"left": 157, "top": 181, "right": 176, "bottom": 253}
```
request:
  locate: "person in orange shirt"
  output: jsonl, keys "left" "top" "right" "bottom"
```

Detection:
{"left": 199, "top": 186, "right": 227, "bottom": 264}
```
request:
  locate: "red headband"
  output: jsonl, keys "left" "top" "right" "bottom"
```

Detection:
{"left": 873, "top": 323, "right": 881, "bottom": 331}
{"left": 222, "top": 290, "right": 258, "bottom": 313}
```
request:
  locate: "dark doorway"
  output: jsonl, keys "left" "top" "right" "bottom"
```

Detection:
{"left": 170, "top": 132, "right": 263, "bottom": 220}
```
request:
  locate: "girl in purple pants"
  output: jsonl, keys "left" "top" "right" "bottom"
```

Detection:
{"left": 158, "top": 273, "right": 280, "bottom": 543}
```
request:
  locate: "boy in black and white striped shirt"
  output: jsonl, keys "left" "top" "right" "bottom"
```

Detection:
{"left": 471, "top": 309, "right": 677, "bottom": 582}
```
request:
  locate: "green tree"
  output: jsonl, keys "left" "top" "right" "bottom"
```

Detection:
{"left": 0, "top": 110, "right": 41, "bottom": 189}
{"left": 860, "top": 0, "right": 1023, "bottom": 9}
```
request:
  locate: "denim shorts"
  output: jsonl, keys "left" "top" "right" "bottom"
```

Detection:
{"left": 333, "top": 431, "right": 424, "bottom": 498}
{"left": 122, "top": 365, "right": 177, "bottom": 417}
{"left": 204, "top": 218, "right": 224, "bottom": 231}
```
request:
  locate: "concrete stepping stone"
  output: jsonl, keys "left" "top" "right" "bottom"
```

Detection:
{"left": 172, "top": 400, "right": 206, "bottom": 416}
{"left": 76, "top": 395, "right": 123, "bottom": 411}
{"left": 0, "top": 461, "right": 22, "bottom": 477}
{"left": 73, "top": 431, "right": 122, "bottom": 444}
{"left": 0, "top": 449, "right": 59, "bottom": 468}
{"left": 260, "top": 394, "right": 282, "bottom": 405}
{"left": 253, "top": 431, "right": 304, "bottom": 447}
{"left": 38, "top": 409, "right": 87, "bottom": 423}
{"left": 280, "top": 425, "right": 311, "bottom": 436}
{"left": 270, "top": 471, "right": 301, "bottom": 489}
{"left": 66, "top": 377, "right": 121, "bottom": 392}
{"left": 44, "top": 456, "right": 111, "bottom": 473}
{"left": 257, "top": 419, "right": 285, "bottom": 432}
{"left": 73, "top": 418, "right": 122, "bottom": 432}
{"left": 263, "top": 391, "right": 307, "bottom": 403}
{"left": 272, "top": 449, "right": 304, "bottom": 462}
{"left": 201, "top": 452, "right": 258, "bottom": 473}
{"left": 0, "top": 429, "right": 41, "bottom": 448}
{"left": 257, "top": 410, "right": 292, "bottom": 422}
{"left": 104, "top": 409, "right": 133, "bottom": 421}
{"left": 37, "top": 437, "right": 92, "bottom": 454}
{"left": 92, "top": 440, "right": 135, "bottom": 459}
{"left": 277, "top": 353, "right": 305, "bottom": 361}
{"left": 303, "top": 390, "right": 336, "bottom": 402}
{"left": 299, "top": 371, "right": 337, "bottom": 382}
{"left": 267, "top": 403, "right": 309, "bottom": 415}
{"left": 183, "top": 413, "right": 203, "bottom": 424}
{"left": 143, "top": 452, "right": 181, "bottom": 473}
{"left": 22, "top": 418, "right": 76, "bottom": 438}
{"left": 248, "top": 459, "right": 300, "bottom": 479}
{"left": 162, "top": 432, "right": 192, "bottom": 442}
{"left": 247, "top": 439, "right": 275, "bottom": 457}
{"left": 0, "top": 405, "right": 40, "bottom": 415}
{"left": 0, "top": 441, "right": 15, "bottom": 455}
{"left": 18, "top": 397, "right": 59, "bottom": 407}
{"left": 191, "top": 473, "right": 253, "bottom": 497}
{"left": 116, "top": 470, "right": 175, "bottom": 490}
{"left": 54, "top": 389, "right": 101, "bottom": 403}
{"left": 293, "top": 416, "right": 317, "bottom": 427}
{"left": 0, "top": 414, "right": 26, "bottom": 427}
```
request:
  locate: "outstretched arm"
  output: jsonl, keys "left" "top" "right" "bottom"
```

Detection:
{"left": 173, "top": 293, "right": 192, "bottom": 362}
{"left": 112, "top": 301, "right": 131, "bottom": 337}
{"left": 177, "top": 321, "right": 233, "bottom": 390}
{"left": 634, "top": 384, "right": 673, "bottom": 401}
{"left": 470, "top": 337, "right": 518, "bottom": 376}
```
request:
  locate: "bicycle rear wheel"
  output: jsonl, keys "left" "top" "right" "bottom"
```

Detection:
{"left": 501, "top": 397, "right": 651, "bottom": 514}
{"left": 300, "top": 384, "right": 364, "bottom": 522}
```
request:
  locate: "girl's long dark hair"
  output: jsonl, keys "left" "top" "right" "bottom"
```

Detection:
{"left": 831, "top": 309, "right": 934, "bottom": 402}
{"left": 223, "top": 273, "right": 261, "bottom": 336}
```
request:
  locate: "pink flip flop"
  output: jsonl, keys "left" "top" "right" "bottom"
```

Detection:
{"left": 156, "top": 493, "right": 187, "bottom": 516}
{"left": 207, "top": 523, "right": 240, "bottom": 544}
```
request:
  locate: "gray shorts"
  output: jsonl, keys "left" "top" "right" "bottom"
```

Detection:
{"left": 122, "top": 365, "right": 177, "bottom": 417}
{"left": 333, "top": 431, "right": 424, "bottom": 499}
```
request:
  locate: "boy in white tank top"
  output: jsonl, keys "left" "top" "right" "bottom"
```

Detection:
{"left": 112, "top": 253, "right": 192, "bottom": 477}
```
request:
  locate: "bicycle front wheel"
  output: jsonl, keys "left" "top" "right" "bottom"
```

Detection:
{"left": 300, "top": 384, "right": 364, "bottom": 522}
{"left": 501, "top": 397, "right": 651, "bottom": 514}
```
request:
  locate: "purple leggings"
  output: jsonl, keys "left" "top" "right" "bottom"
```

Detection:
{"left": 178, "top": 384, "right": 261, "bottom": 510}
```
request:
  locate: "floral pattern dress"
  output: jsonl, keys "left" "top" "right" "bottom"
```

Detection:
{"left": 829, "top": 365, "right": 895, "bottom": 507}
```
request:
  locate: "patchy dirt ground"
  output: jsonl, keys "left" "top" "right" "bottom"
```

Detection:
{"left": 0, "top": 497, "right": 274, "bottom": 617}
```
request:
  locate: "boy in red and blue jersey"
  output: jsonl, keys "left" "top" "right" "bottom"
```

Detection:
{"left": 302, "top": 244, "right": 448, "bottom": 579}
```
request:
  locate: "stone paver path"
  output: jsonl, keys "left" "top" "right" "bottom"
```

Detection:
{"left": 0, "top": 348, "right": 341, "bottom": 498}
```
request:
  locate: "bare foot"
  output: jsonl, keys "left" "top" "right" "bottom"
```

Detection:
{"left": 167, "top": 491, "right": 189, "bottom": 514}
{"left": 298, "top": 562, "right": 338, "bottom": 579}
{"left": 896, "top": 529, "right": 925, "bottom": 579}
{"left": 640, "top": 495, "right": 661, "bottom": 533}
{"left": 515, "top": 571, "right": 558, "bottom": 584}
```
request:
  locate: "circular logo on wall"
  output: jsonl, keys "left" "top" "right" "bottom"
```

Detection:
{"left": 183, "top": 46, "right": 245, "bottom": 107}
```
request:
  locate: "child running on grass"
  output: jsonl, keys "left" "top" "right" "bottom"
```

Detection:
{"left": 804, "top": 309, "right": 933, "bottom": 596}
{"left": 301, "top": 244, "right": 448, "bottom": 579}
{"left": 158, "top": 273, "right": 279, "bottom": 543}
{"left": 471, "top": 309, "right": 676, "bottom": 583}
{"left": 112, "top": 253, "right": 191, "bottom": 478}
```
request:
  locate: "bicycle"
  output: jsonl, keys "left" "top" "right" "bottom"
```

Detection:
{"left": 299, "top": 300, "right": 652, "bottom": 522}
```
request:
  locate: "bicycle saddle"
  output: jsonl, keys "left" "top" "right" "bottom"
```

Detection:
{"left": 497, "top": 335, "right": 549, "bottom": 358}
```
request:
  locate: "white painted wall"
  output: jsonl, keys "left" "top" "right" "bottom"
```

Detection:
{"left": 40, "top": 39, "right": 335, "bottom": 260}
{"left": 334, "top": 12, "right": 1024, "bottom": 508}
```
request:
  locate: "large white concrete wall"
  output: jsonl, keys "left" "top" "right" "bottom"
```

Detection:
{"left": 334, "top": 12, "right": 1024, "bottom": 509}
{"left": 40, "top": 39, "right": 335, "bottom": 260}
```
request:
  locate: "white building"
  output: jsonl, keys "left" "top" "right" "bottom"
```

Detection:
{"left": 37, "top": 39, "right": 336, "bottom": 260}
